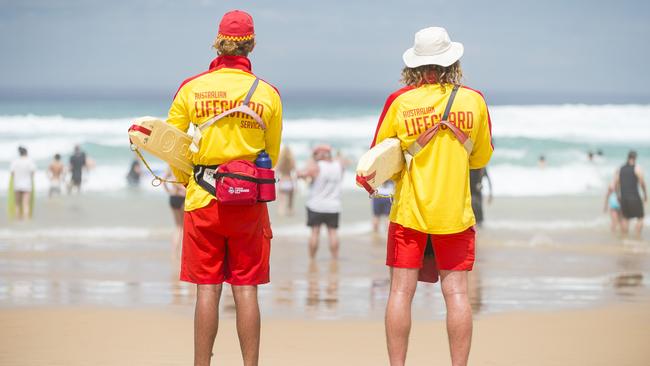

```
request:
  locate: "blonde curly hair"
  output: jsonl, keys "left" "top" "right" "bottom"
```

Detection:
{"left": 401, "top": 61, "right": 463, "bottom": 92}
{"left": 212, "top": 36, "right": 255, "bottom": 56}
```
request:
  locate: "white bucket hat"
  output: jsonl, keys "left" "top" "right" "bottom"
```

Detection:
{"left": 402, "top": 27, "right": 464, "bottom": 68}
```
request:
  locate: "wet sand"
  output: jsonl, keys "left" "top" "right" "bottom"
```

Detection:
{"left": 1, "top": 303, "right": 648, "bottom": 366}
{"left": 1, "top": 191, "right": 649, "bottom": 364}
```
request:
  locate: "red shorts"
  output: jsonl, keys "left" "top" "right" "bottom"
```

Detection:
{"left": 180, "top": 200, "right": 272, "bottom": 285}
{"left": 387, "top": 222, "right": 475, "bottom": 281}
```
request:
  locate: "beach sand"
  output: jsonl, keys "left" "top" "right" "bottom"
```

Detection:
{"left": 1, "top": 303, "right": 648, "bottom": 366}
{"left": 1, "top": 191, "right": 649, "bottom": 365}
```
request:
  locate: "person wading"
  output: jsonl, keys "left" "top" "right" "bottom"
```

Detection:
{"left": 166, "top": 10, "right": 282, "bottom": 366}
{"left": 371, "top": 27, "right": 493, "bottom": 366}
{"left": 614, "top": 150, "right": 647, "bottom": 239}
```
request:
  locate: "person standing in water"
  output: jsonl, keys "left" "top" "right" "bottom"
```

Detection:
{"left": 604, "top": 180, "right": 621, "bottom": 233}
{"left": 163, "top": 169, "right": 186, "bottom": 259}
{"left": 126, "top": 160, "right": 142, "bottom": 187}
{"left": 372, "top": 180, "right": 394, "bottom": 233}
{"left": 47, "top": 153, "right": 65, "bottom": 198}
{"left": 614, "top": 150, "right": 647, "bottom": 239}
{"left": 371, "top": 27, "right": 493, "bottom": 366}
{"left": 276, "top": 145, "right": 296, "bottom": 216}
{"left": 10, "top": 146, "right": 36, "bottom": 220}
{"left": 68, "top": 145, "right": 87, "bottom": 194}
{"left": 166, "top": 10, "right": 282, "bottom": 366}
{"left": 298, "top": 144, "right": 344, "bottom": 260}
{"left": 469, "top": 168, "right": 492, "bottom": 227}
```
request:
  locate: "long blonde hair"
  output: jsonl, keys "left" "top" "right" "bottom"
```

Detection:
{"left": 276, "top": 146, "right": 296, "bottom": 175}
{"left": 401, "top": 61, "right": 463, "bottom": 92}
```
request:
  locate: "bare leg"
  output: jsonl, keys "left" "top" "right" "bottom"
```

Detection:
{"left": 21, "top": 191, "right": 31, "bottom": 219}
{"left": 172, "top": 208, "right": 184, "bottom": 259}
{"left": 372, "top": 215, "right": 380, "bottom": 233}
{"left": 440, "top": 270, "right": 473, "bottom": 366}
{"left": 634, "top": 218, "right": 644, "bottom": 239}
{"left": 327, "top": 227, "right": 339, "bottom": 259}
{"left": 287, "top": 189, "right": 294, "bottom": 216}
{"left": 621, "top": 217, "right": 630, "bottom": 238}
{"left": 232, "top": 285, "right": 261, "bottom": 366}
{"left": 385, "top": 267, "right": 419, "bottom": 366}
{"left": 309, "top": 226, "right": 320, "bottom": 259}
{"left": 14, "top": 191, "right": 24, "bottom": 220}
{"left": 277, "top": 192, "right": 286, "bottom": 216}
{"left": 609, "top": 210, "right": 620, "bottom": 233}
{"left": 194, "top": 284, "right": 223, "bottom": 366}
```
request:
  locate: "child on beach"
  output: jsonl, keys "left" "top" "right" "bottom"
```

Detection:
{"left": 47, "top": 153, "right": 65, "bottom": 198}
{"left": 604, "top": 181, "right": 622, "bottom": 234}
{"left": 10, "top": 146, "right": 36, "bottom": 220}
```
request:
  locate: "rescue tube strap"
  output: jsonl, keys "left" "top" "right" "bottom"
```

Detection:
{"left": 405, "top": 85, "right": 473, "bottom": 157}
{"left": 128, "top": 124, "right": 152, "bottom": 136}
{"left": 197, "top": 78, "right": 265, "bottom": 132}
{"left": 127, "top": 124, "right": 152, "bottom": 145}
{"left": 190, "top": 78, "right": 265, "bottom": 153}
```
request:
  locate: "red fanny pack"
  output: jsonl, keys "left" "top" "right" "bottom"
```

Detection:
{"left": 214, "top": 160, "right": 260, "bottom": 206}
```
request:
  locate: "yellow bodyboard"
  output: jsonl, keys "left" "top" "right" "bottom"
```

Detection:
{"left": 128, "top": 117, "right": 194, "bottom": 176}
{"left": 356, "top": 138, "right": 404, "bottom": 191}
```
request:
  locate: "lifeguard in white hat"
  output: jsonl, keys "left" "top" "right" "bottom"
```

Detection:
{"left": 370, "top": 26, "right": 494, "bottom": 366}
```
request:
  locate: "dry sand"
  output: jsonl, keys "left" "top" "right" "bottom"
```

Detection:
{"left": 1, "top": 303, "right": 648, "bottom": 366}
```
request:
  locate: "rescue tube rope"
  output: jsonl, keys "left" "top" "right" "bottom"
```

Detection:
{"left": 130, "top": 144, "right": 184, "bottom": 186}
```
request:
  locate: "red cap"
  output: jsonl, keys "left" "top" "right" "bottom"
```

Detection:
{"left": 218, "top": 10, "right": 255, "bottom": 41}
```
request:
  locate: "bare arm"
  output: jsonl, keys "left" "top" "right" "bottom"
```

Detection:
{"left": 604, "top": 183, "right": 615, "bottom": 212}
{"left": 613, "top": 169, "right": 621, "bottom": 199}
{"left": 637, "top": 166, "right": 647, "bottom": 202}
{"left": 297, "top": 160, "right": 319, "bottom": 180}
{"left": 484, "top": 169, "right": 493, "bottom": 204}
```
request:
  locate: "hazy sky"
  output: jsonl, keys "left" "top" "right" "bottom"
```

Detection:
{"left": 1, "top": 0, "right": 648, "bottom": 103}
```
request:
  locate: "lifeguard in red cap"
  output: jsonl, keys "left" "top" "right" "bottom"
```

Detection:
{"left": 371, "top": 27, "right": 493, "bottom": 365}
{"left": 166, "top": 10, "right": 282, "bottom": 366}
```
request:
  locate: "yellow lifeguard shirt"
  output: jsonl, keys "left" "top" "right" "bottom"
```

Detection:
{"left": 167, "top": 55, "right": 283, "bottom": 211}
{"left": 371, "top": 84, "right": 493, "bottom": 234}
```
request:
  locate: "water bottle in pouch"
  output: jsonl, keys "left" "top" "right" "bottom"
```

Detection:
{"left": 255, "top": 150, "right": 276, "bottom": 202}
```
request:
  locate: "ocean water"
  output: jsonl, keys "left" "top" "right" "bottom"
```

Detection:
{"left": 1, "top": 96, "right": 649, "bottom": 314}
{"left": 0, "top": 99, "right": 649, "bottom": 197}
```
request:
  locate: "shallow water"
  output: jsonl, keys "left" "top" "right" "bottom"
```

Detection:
{"left": 2, "top": 191, "right": 650, "bottom": 319}
{"left": 1, "top": 226, "right": 649, "bottom": 320}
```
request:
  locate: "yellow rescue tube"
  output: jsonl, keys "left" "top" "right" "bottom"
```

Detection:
{"left": 128, "top": 117, "right": 194, "bottom": 176}
{"left": 356, "top": 138, "right": 404, "bottom": 193}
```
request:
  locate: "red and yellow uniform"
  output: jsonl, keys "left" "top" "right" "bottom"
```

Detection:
{"left": 372, "top": 83, "right": 492, "bottom": 274}
{"left": 168, "top": 55, "right": 282, "bottom": 212}
{"left": 372, "top": 83, "right": 493, "bottom": 234}
{"left": 167, "top": 54, "right": 282, "bottom": 285}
